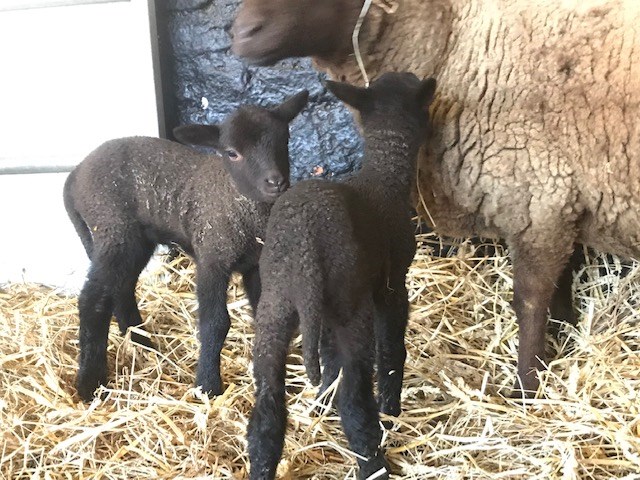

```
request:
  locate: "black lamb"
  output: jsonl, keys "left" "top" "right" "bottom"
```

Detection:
{"left": 247, "top": 73, "right": 436, "bottom": 480}
{"left": 63, "top": 91, "right": 309, "bottom": 402}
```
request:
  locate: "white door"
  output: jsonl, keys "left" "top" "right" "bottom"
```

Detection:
{"left": 0, "top": 0, "right": 162, "bottom": 290}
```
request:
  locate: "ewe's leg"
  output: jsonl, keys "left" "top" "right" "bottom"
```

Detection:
{"left": 248, "top": 300, "right": 297, "bottom": 480}
{"left": 511, "top": 241, "right": 574, "bottom": 398}
{"left": 76, "top": 254, "right": 119, "bottom": 401}
{"left": 335, "top": 307, "right": 390, "bottom": 480}
{"left": 113, "top": 240, "right": 155, "bottom": 348}
{"left": 194, "top": 262, "right": 232, "bottom": 396}
{"left": 241, "top": 265, "right": 261, "bottom": 315}
{"left": 373, "top": 274, "right": 409, "bottom": 417}
{"left": 548, "top": 245, "right": 584, "bottom": 334}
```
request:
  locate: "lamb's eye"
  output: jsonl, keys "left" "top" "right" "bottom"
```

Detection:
{"left": 225, "top": 149, "right": 241, "bottom": 160}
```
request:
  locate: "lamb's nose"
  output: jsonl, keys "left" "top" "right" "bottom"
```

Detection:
{"left": 265, "top": 175, "right": 288, "bottom": 192}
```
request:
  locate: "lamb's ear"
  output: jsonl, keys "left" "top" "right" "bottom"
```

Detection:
{"left": 417, "top": 77, "right": 437, "bottom": 111}
{"left": 173, "top": 124, "right": 221, "bottom": 148}
{"left": 326, "top": 80, "right": 371, "bottom": 111}
{"left": 271, "top": 90, "right": 309, "bottom": 123}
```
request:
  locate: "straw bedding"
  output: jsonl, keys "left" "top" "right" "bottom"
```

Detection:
{"left": 1, "top": 233, "right": 639, "bottom": 479}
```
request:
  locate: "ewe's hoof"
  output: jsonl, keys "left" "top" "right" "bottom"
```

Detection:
{"left": 509, "top": 376, "right": 540, "bottom": 401}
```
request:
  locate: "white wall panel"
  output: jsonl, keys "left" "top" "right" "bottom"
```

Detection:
{"left": 0, "top": 0, "right": 160, "bottom": 172}
{"left": 0, "top": 0, "right": 161, "bottom": 287}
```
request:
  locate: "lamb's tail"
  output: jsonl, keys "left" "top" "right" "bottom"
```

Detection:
{"left": 297, "top": 296, "right": 323, "bottom": 386}
{"left": 293, "top": 239, "right": 326, "bottom": 385}
{"left": 63, "top": 171, "right": 94, "bottom": 259}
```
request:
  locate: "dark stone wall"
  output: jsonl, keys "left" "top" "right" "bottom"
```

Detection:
{"left": 163, "top": 0, "right": 363, "bottom": 182}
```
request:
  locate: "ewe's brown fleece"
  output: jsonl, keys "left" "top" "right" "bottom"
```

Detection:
{"left": 316, "top": 0, "right": 640, "bottom": 262}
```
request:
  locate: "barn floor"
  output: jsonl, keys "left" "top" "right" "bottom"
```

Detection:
{"left": 1, "top": 234, "right": 639, "bottom": 479}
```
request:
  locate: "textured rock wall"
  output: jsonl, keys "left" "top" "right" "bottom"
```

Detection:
{"left": 165, "top": 0, "right": 362, "bottom": 182}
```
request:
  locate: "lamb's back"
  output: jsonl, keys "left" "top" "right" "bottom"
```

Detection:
{"left": 70, "top": 137, "right": 241, "bottom": 247}
{"left": 262, "top": 179, "right": 392, "bottom": 303}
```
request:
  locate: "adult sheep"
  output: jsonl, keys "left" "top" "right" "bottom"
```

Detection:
{"left": 231, "top": 0, "right": 640, "bottom": 396}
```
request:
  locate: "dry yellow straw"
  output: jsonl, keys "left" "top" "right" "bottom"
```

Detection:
{"left": 1, "top": 234, "right": 639, "bottom": 478}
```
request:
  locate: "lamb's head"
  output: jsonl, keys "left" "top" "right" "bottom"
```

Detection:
{"left": 326, "top": 72, "right": 436, "bottom": 134}
{"left": 231, "top": 0, "right": 361, "bottom": 65}
{"left": 173, "top": 90, "right": 309, "bottom": 203}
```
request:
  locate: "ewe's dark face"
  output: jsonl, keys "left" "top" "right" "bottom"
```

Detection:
{"left": 231, "top": 0, "right": 359, "bottom": 65}
{"left": 219, "top": 107, "right": 292, "bottom": 203}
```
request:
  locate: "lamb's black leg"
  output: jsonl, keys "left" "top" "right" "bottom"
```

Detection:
{"left": 114, "top": 282, "right": 154, "bottom": 348}
{"left": 113, "top": 240, "right": 155, "bottom": 348}
{"left": 373, "top": 277, "right": 409, "bottom": 417}
{"left": 248, "top": 300, "right": 297, "bottom": 480}
{"left": 76, "top": 261, "right": 116, "bottom": 402}
{"left": 194, "top": 262, "right": 232, "bottom": 396}
{"left": 241, "top": 265, "right": 261, "bottom": 315}
{"left": 335, "top": 308, "right": 390, "bottom": 480}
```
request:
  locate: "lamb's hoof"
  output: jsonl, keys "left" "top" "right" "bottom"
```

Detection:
{"left": 378, "top": 396, "right": 401, "bottom": 429}
{"left": 378, "top": 398, "right": 401, "bottom": 417}
{"left": 200, "top": 385, "right": 224, "bottom": 397}
{"left": 248, "top": 465, "right": 277, "bottom": 480}
{"left": 130, "top": 331, "right": 155, "bottom": 350}
{"left": 358, "top": 450, "right": 390, "bottom": 480}
{"left": 195, "top": 374, "right": 224, "bottom": 397}
{"left": 311, "top": 375, "right": 340, "bottom": 416}
{"left": 76, "top": 367, "right": 107, "bottom": 403}
{"left": 380, "top": 417, "right": 397, "bottom": 430}
{"left": 379, "top": 402, "right": 402, "bottom": 417}
{"left": 311, "top": 393, "right": 336, "bottom": 417}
